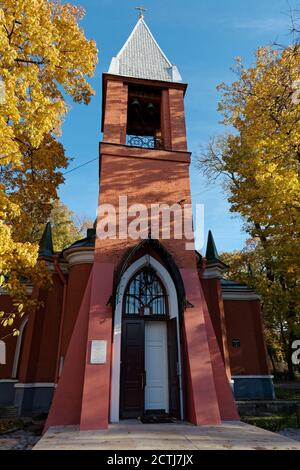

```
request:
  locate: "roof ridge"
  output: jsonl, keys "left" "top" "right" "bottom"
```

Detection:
{"left": 116, "top": 18, "right": 172, "bottom": 67}
{"left": 116, "top": 17, "right": 143, "bottom": 60}
{"left": 108, "top": 17, "right": 182, "bottom": 83}
{"left": 138, "top": 18, "right": 172, "bottom": 67}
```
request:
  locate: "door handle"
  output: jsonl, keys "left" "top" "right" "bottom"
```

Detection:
{"left": 141, "top": 371, "right": 146, "bottom": 390}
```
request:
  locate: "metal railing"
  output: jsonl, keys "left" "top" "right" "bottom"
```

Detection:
{"left": 126, "top": 135, "right": 164, "bottom": 150}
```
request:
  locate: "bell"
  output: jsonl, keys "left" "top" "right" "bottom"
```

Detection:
{"left": 131, "top": 98, "right": 140, "bottom": 108}
{"left": 147, "top": 102, "right": 156, "bottom": 112}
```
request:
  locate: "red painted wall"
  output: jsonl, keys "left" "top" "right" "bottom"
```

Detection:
{"left": 61, "top": 263, "right": 92, "bottom": 357}
{"left": 18, "top": 274, "right": 63, "bottom": 383}
{"left": 224, "top": 299, "right": 269, "bottom": 375}
{"left": 201, "top": 277, "right": 231, "bottom": 377}
{"left": 44, "top": 273, "right": 92, "bottom": 431}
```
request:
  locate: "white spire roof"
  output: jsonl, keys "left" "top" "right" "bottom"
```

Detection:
{"left": 108, "top": 17, "right": 182, "bottom": 83}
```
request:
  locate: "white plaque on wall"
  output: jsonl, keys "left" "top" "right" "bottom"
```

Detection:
{"left": 90, "top": 340, "right": 107, "bottom": 364}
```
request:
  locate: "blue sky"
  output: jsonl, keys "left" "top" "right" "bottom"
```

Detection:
{"left": 58, "top": 0, "right": 294, "bottom": 253}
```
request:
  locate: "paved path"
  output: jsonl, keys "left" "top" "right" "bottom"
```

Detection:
{"left": 34, "top": 421, "right": 300, "bottom": 450}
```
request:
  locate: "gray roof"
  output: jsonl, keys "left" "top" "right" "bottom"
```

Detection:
{"left": 108, "top": 17, "right": 182, "bottom": 83}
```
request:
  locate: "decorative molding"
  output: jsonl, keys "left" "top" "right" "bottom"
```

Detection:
{"left": 14, "top": 382, "right": 55, "bottom": 388}
{"left": 201, "top": 265, "right": 224, "bottom": 279}
{"left": 222, "top": 290, "right": 261, "bottom": 301}
{"left": 64, "top": 247, "right": 95, "bottom": 266}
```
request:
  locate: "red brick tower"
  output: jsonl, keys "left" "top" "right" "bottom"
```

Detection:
{"left": 45, "top": 15, "right": 238, "bottom": 431}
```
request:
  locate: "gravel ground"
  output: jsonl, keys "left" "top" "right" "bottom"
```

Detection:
{"left": 0, "top": 429, "right": 40, "bottom": 450}
{"left": 0, "top": 420, "right": 43, "bottom": 451}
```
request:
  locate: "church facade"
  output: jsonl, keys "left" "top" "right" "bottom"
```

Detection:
{"left": 0, "top": 17, "right": 274, "bottom": 430}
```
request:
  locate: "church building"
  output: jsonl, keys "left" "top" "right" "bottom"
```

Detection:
{"left": 0, "top": 15, "right": 274, "bottom": 430}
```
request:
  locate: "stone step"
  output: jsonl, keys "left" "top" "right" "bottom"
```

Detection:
{"left": 0, "top": 406, "right": 18, "bottom": 419}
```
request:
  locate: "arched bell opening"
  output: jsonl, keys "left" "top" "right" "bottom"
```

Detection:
{"left": 126, "top": 84, "right": 164, "bottom": 150}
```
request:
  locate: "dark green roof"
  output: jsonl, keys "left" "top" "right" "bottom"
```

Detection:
{"left": 205, "top": 230, "right": 228, "bottom": 269}
{"left": 39, "top": 222, "right": 54, "bottom": 258}
{"left": 205, "top": 230, "right": 219, "bottom": 262}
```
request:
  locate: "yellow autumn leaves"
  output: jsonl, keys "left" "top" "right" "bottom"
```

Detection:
{"left": 0, "top": 0, "right": 98, "bottom": 328}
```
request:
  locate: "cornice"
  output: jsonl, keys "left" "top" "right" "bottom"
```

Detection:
{"left": 63, "top": 247, "right": 95, "bottom": 266}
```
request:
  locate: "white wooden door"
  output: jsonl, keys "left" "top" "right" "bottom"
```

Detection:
{"left": 144, "top": 321, "right": 169, "bottom": 413}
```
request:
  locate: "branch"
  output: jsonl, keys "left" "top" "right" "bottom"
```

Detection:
{"left": 15, "top": 58, "right": 45, "bottom": 66}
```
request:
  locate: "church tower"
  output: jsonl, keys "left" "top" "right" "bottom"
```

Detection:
{"left": 45, "top": 14, "right": 238, "bottom": 431}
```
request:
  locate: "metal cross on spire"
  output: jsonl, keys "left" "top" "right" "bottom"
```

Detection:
{"left": 135, "top": 6, "right": 147, "bottom": 19}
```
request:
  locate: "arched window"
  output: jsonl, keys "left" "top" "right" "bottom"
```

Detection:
{"left": 124, "top": 267, "right": 167, "bottom": 316}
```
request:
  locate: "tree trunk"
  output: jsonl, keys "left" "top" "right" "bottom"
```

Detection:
{"left": 267, "top": 346, "right": 278, "bottom": 375}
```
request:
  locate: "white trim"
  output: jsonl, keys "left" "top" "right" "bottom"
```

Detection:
{"left": 14, "top": 382, "right": 55, "bottom": 388}
{"left": 139, "top": 19, "right": 174, "bottom": 68}
{"left": 231, "top": 375, "right": 274, "bottom": 379}
{"left": 222, "top": 291, "right": 261, "bottom": 301}
{"left": 64, "top": 248, "right": 94, "bottom": 266}
{"left": 110, "top": 255, "right": 183, "bottom": 423}
{"left": 0, "top": 379, "right": 18, "bottom": 383}
{"left": 12, "top": 316, "right": 28, "bottom": 379}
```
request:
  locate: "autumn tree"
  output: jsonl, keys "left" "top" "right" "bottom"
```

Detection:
{"left": 196, "top": 42, "right": 300, "bottom": 378}
{"left": 1, "top": 135, "right": 69, "bottom": 244}
{"left": 48, "top": 199, "right": 94, "bottom": 252}
{"left": 0, "top": 0, "right": 98, "bottom": 326}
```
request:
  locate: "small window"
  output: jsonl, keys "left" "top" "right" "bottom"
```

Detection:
{"left": 124, "top": 267, "right": 167, "bottom": 316}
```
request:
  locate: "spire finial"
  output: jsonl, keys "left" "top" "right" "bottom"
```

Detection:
{"left": 135, "top": 6, "right": 147, "bottom": 19}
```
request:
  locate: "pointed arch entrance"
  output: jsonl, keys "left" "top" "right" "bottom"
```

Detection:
{"left": 110, "top": 255, "right": 184, "bottom": 422}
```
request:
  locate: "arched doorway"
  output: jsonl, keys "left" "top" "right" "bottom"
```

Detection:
{"left": 110, "top": 255, "right": 183, "bottom": 422}
{"left": 120, "top": 267, "right": 170, "bottom": 418}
